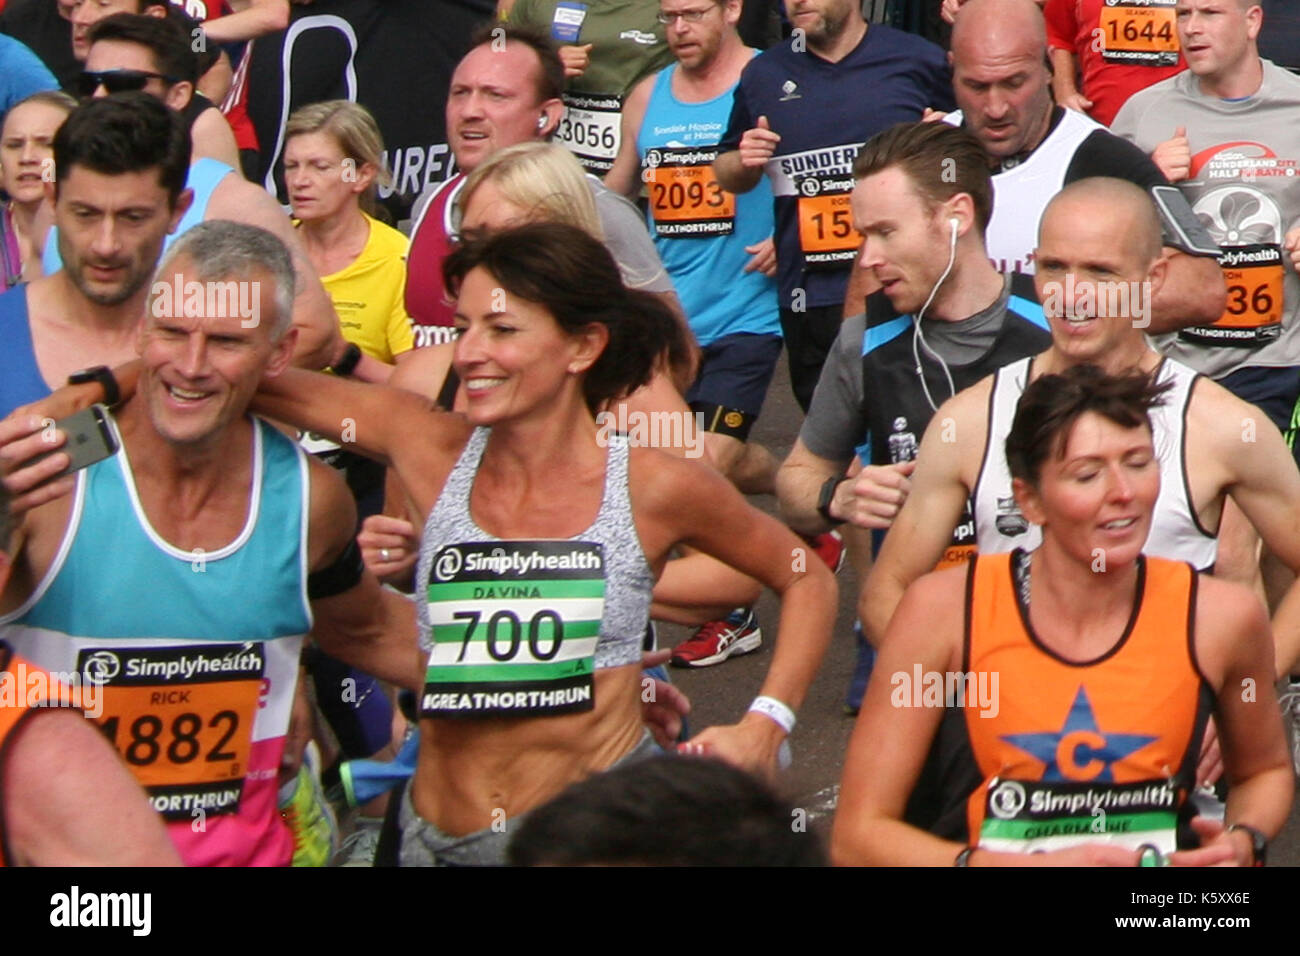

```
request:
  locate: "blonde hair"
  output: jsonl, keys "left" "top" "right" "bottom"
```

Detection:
{"left": 459, "top": 141, "right": 602, "bottom": 239}
{"left": 285, "top": 100, "right": 391, "bottom": 215}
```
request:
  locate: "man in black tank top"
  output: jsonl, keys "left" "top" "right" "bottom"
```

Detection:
{"left": 777, "top": 122, "right": 1050, "bottom": 713}
{"left": 83, "top": 13, "right": 241, "bottom": 171}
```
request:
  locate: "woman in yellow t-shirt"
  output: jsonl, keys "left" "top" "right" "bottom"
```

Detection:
{"left": 286, "top": 101, "right": 414, "bottom": 381}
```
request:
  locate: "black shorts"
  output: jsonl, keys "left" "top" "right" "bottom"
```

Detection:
{"left": 685, "top": 332, "right": 783, "bottom": 441}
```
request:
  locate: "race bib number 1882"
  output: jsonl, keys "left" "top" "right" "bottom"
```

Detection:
{"left": 79, "top": 643, "right": 265, "bottom": 821}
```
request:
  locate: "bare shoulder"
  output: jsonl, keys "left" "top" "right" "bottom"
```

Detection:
{"left": 625, "top": 443, "right": 731, "bottom": 515}
{"left": 1186, "top": 371, "right": 1291, "bottom": 467}
{"left": 207, "top": 173, "right": 294, "bottom": 236}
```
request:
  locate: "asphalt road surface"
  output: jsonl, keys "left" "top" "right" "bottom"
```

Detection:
{"left": 662, "top": 356, "right": 1300, "bottom": 866}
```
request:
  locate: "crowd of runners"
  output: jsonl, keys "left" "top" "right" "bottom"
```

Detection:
{"left": 0, "top": 0, "right": 1298, "bottom": 867}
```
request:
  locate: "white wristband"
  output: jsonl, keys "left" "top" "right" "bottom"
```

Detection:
{"left": 749, "top": 695, "right": 795, "bottom": 735}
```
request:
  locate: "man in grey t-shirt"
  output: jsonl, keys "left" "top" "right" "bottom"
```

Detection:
{"left": 1111, "top": 0, "right": 1300, "bottom": 434}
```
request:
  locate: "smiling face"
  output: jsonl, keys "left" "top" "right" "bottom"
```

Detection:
{"left": 0, "top": 100, "right": 68, "bottom": 206}
{"left": 138, "top": 258, "right": 294, "bottom": 448}
{"left": 1016, "top": 412, "right": 1159, "bottom": 569}
{"left": 851, "top": 165, "right": 955, "bottom": 316}
{"left": 451, "top": 266, "right": 604, "bottom": 426}
{"left": 54, "top": 163, "right": 181, "bottom": 306}
{"left": 446, "top": 42, "right": 548, "bottom": 175}
{"left": 1033, "top": 195, "right": 1157, "bottom": 370}
{"left": 1175, "top": 0, "right": 1261, "bottom": 84}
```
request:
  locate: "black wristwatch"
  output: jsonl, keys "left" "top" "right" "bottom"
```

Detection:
{"left": 330, "top": 342, "right": 363, "bottom": 377}
{"left": 67, "top": 365, "right": 120, "bottom": 408}
{"left": 817, "top": 475, "right": 847, "bottom": 526}
{"left": 1228, "top": 823, "right": 1267, "bottom": 866}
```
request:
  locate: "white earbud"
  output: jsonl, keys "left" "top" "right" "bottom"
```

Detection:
{"left": 949, "top": 217, "right": 959, "bottom": 240}
{"left": 537, "top": 115, "right": 548, "bottom": 131}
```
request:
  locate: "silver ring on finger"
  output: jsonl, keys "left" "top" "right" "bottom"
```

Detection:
{"left": 380, "top": 548, "right": 391, "bottom": 562}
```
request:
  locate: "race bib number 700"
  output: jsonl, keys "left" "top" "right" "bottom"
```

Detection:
{"left": 421, "top": 541, "right": 606, "bottom": 718}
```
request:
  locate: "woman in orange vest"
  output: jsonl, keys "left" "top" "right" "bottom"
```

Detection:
{"left": 832, "top": 364, "right": 1292, "bottom": 866}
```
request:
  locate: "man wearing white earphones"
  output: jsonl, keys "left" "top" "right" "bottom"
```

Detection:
{"left": 776, "top": 121, "right": 1051, "bottom": 713}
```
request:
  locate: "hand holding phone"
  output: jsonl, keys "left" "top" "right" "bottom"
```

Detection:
{"left": 1, "top": 405, "right": 118, "bottom": 517}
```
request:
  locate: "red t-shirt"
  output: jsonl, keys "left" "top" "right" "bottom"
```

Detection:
{"left": 170, "top": 0, "right": 259, "bottom": 152}
{"left": 1044, "top": 0, "right": 1186, "bottom": 126}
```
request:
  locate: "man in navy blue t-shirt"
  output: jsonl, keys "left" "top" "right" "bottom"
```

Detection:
{"left": 713, "top": 0, "right": 953, "bottom": 411}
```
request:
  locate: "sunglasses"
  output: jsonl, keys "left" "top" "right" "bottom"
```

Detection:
{"left": 76, "top": 69, "right": 178, "bottom": 98}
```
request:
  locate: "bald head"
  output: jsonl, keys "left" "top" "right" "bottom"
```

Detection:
{"left": 1040, "top": 178, "right": 1162, "bottom": 265}
{"left": 950, "top": 0, "right": 1047, "bottom": 63}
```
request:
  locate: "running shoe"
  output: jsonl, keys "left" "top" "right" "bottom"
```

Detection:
{"left": 844, "top": 622, "right": 876, "bottom": 716}
{"left": 280, "top": 741, "right": 340, "bottom": 867}
{"left": 807, "top": 530, "right": 846, "bottom": 574}
{"left": 670, "top": 608, "right": 762, "bottom": 668}
{"left": 1280, "top": 681, "right": 1300, "bottom": 775}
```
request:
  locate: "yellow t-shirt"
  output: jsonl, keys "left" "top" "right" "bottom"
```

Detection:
{"left": 316, "top": 213, "right": 414, "bottom": 363}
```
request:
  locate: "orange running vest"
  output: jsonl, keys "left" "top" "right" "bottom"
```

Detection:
{"left": 962, "top": 552, "right": 1210, "bottom": 855}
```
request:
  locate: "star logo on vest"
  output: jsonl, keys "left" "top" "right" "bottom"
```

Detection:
{"left": 999, "top": 686, "right": 1157, "bottom": 783}
{"left": 779, "top": 79, "right": 800, "bottom": 101}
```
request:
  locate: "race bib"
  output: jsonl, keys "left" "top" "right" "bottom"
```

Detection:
{"left": 644, "top": 147, "right": 735, "bottom": 237}
{"left": 557, "top": 93, "right": 621, "bottom": 173}
{"left": 550, "top": 1, "right": 587, "bottom": 43}
{"left": 796, "top": 174, "right": 858, "bottom": 267}
{"left": 1180, "top": 243, "right": 1285, "bottom": 347}
{"left": 79, "top": 643, "right": 266, "bottom": 821}
{"left": 978, "top": 777, "right": 1180, "bottom": 855}
{"left": 421, "top": 541, "right": 605, "bottom": 718}
{"left": 1098, "top": 0, "right": 1178, "bottom": 67}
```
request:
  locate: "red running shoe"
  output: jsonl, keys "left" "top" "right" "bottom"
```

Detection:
{"left": 670, "top": 608, "right": 762, "bottom": 668}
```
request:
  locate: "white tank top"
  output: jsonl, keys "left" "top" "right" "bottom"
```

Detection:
{"left": 972, "top": 356, "right": 1218, "bottom": 571}
{"left": 946, "top": 108, "right": 1104, "bottom": 275}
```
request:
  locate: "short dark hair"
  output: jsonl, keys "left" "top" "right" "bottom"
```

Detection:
{"left": 853, "top": 121, "right": 994, "bottom": 235}
{"left": 1005, "top": 364, "right": 1172, "bottom": 487}
{"left": 53, "top": 92, "right": 191, "bottom": 207}
{"left": 467, "top": 22, "right": 565, "bottom": 105}
{"left": 443, "top": 222, "right": 686, "bottom": 412}
{"left": 87, "top": 12, "right": 199, "bottom": 86}
{"left": 507, "top": 756, "right": 828, "bottom": 866}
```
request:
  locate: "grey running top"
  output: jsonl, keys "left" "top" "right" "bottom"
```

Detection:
{"left": 416, "top": 427, "right": 654, "bottom": 669}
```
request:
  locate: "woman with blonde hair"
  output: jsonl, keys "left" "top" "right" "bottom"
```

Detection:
{"left": 285, "top": 99, "right": 413, "bottom": 381}
{"left": 1, "top": 90, "right": 76, "bottom": 289}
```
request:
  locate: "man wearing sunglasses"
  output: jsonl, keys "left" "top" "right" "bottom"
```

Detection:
{"left": 81, "top": 12, "right": 240, "bottom": 169}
